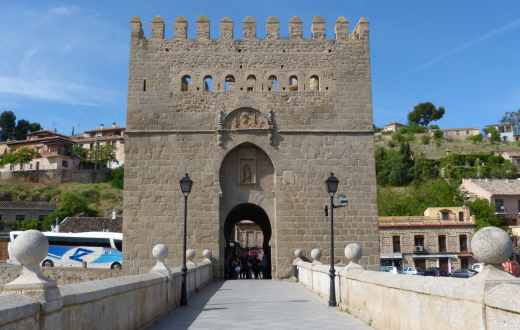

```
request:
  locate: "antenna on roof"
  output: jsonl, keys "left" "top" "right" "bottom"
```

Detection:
{"left": 71, "top": 126, "right": 75, "bottom": 136}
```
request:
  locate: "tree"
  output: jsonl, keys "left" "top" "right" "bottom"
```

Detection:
{"left": 0, "top": 111, "right": 16, "bottom": 141}
{"left": 0, "top": 147, "right": 40, "bottom": 169}
{"left": 420, "top": 134, "right": 431, "bottom": 145}
{"left": 14, "top": 119, "right": 31, "bottom": 141}
{"left": 468, "top": 133, "right": 483, "bottom": 144}
{"left": 28, "top": 122, "right": 41, "bottom": 133}
{"left": 467, "top": 198, "right": 505, "bottom": 229}
{"left": 484, "top": 126, "right": 500, "bottom": 143}
{"left": 43, "top": 192, "right": 97, "bottom": 229}
{"left": 408, "top": 102, "right": 446, "bottom": 127}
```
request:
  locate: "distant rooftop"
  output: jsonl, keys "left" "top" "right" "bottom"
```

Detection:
{"left": 462, "top": 178, "right": 520, "bottom": 196}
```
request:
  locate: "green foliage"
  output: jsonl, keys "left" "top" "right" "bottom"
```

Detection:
{"left": 483, "top": 126, "right": 500, "bottom": 143}
{"left": 420, "top": 134, "right": 431, "bottom": 145}
{"left": 468, "top": 133, "right": 483, "bottom": 144}
{"left": 43, "top": 192, "right": 97, "bottom": 229}
{"left": 400, "top": 124, "right": 427, "bottom": 134}
{"left": 0, "top": 111, "right": 41, "bottom": 141}
{"left": 0, "top": 148, "right": 40, "bottom": 167}
{"left": 375, "top": 144, "right": 414, "bottom": 186}
{"left": 440, "top": 153, "right": 516, "bottom": 182}
{"left": 433, "top": 130, "right": 444, "bottom": 146}
{"left": 0, "top": 111, "right": 16, "bottom": 141}
{"left": 408, "top": 102, "right": 446, "bottom": 127}
{"left": 467, "top": 198, "right": 505, "bottom": 229}
{"left": 106, "top": 167, "right": 124, "bottom": 189}
{"left": 14, "top": 219, "right": 41, "bottom": 231}
{"left": 378, "top": 179, "right": 463, "bottom": 216}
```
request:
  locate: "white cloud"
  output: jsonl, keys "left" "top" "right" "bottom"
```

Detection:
{"left": 48, "top": 5, "right": 80, "bottom": 17}
{"left": 0, "top": 4, "right": 127, "bottom": 107}
{"left": 414, "top": 17, "right": 520, "bottom": 72}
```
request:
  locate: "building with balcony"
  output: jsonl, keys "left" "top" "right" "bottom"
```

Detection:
{"left": 0, "top": 130, "right": 78, "bottom": 172}
{"left": 460, "top": 178, "right": 520, "bottom": 226}
{"left": 379, "top": 206, "right": 476, "bottom": 273}
{"left": 71, "top": 123, "right": 125, "bottom": 168}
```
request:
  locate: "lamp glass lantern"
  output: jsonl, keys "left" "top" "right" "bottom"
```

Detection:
{"left": 326, "top": 173, "right": 339, "bottom": 196}
{"left": 179, "top": 173, "right": 193, "bottom": 197}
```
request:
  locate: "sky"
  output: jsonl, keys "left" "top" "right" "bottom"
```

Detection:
{"left": 1, "top": 1, "right": 519, "bottom": 134}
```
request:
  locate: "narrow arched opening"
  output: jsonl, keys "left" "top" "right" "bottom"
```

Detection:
{"left": 224, "top": 75, "right": 235, "bottom": 92}
{"left": 181, "top": 75, "right": 191, "bottom": 92}
{"left": 289, "top": 75, "right": 298, "bottom": 91}
{"left": 268, "top": 75, "right": 279, "bottom": 91}
{"left": 246, "top": 75, "right": 256, "bottom": 92}
{"left": 309, "top": 75, "right": 320, "bottom": 91}
{"left": 203, "top": 75, "right": 213, "bottom": 91}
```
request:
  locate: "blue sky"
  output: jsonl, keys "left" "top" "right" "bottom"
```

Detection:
{"left": 1, "top": 1, "right": 519, "bottom": 134}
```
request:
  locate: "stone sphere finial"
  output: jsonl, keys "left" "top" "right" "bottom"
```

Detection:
{"left": 294, "top": 248, "right": 303, "bottom": 259}
{"left": 345, "top": 243, "right": 362, "bottom": 263}
{"left": 202, "top": 249, "right": 212, "bottom": 259}
{"left": 12, "top": 230, "right": 48, "bottom": 268}
{"left": 186, "top": 249, "right": 196, "bottom": 261}
{"left": 150, "top": 243, "right": 171, "bottom": 276}
{"left": 152, "top": 244, "right": 168, "bottom": 261}
{"left": 310, "top": 248, "right": 321, "bottom": 262}
{"left": 471, "top": 226, "right": 512, "bottom": 265}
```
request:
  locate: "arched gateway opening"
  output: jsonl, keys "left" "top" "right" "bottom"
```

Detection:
{"left": 219, "top": 142, "right": 274, "bottom": 279}
{"left": 223, "top": 203, "right": 272, "bottom": 279}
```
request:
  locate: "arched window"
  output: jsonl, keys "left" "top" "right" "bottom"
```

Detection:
{"left": 268, "top": 75, "right": 279, "bottom": 91}
{"left": 309, "top": 75, "right": 319, "bottom": 91}
{"left": 181, "top": 75, "right": 191, "bottom": 92}
{"left": 289, "top": 75, "right": 298, "bottom": 91}
{"left": 224, "top": 75, "right": 235, "bottom": 92}
{"left": 247, "top": 75, "right": 256, "bottom": 92}
{"left": 203, "top": 75, "right": 213, "bottom": 92}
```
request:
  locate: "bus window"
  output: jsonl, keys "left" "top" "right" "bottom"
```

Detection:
{"left": 114, "top": 240, "right": 123, "bottom": 252}
{"left": 47, "top": 237, "right": 111, "bottom": 248}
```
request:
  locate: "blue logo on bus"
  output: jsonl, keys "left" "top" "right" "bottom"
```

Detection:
{"left": 69, "top": 248, "right": 94, "bottom": 262}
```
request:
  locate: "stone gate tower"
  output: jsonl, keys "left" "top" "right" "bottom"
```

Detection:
{"left": 124, "top": 15, "right": 379, "bottom": 278}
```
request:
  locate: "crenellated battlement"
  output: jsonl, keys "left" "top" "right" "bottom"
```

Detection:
{"left": 130, "top": 16, "right": 368, "bottom": 42}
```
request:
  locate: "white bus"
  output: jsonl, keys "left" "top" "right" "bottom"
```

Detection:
{"left": 8, "top": 231, "right": 123, "bottom": 270}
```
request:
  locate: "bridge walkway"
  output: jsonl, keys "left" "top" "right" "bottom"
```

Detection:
{"left": 149, "top": 280, "right": 372, "bottom": 330}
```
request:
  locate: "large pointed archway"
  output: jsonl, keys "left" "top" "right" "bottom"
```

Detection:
{"left": 219, "top": 142, "right": 275, "bottom": 279}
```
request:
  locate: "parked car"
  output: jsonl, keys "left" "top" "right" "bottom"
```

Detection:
{"left": 380, "top": 266, "right": 398, "bottom": 274}
{"left": 423, "top": 267, "right": 449, "bottom": 277}
{"left": 471, "top": 263, "right": 484, "bottom": 273}
{"left": 401, "top": 266, "right": 419, "bottom": 275}
{"left": 451, "top": 269, "right": 477, "bottom": 278}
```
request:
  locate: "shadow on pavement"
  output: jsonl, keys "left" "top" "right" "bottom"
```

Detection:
{"left": 148, "top": 281, "right": 225, "bottom": 330}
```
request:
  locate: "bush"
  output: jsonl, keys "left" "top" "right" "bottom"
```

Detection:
{"left": 420, "top": 134, "right": 431, "bottom": 145}
{"left": 107, "top": 167, "right": 124, "bottom": 189}
{"left": 378, "top": 179, "right": 463, "bottom": 216}
{"left": 467, "top": 198, "right": 505, "bottom": 229}
{"left": 43, "top": 192, "right": 97, "bottom": 230}
{"left": 468, "top": 133, "right": 483, "bottom": 144}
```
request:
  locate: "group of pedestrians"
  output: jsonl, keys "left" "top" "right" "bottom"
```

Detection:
{"left": 228, "top": 252, "right": 267, "bottom": 279}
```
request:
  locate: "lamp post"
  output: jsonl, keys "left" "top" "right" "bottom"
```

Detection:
{"left": 325, "top": 173, "right": 339, "bottom": 307}
{"left": 179, "top": 173, "right": 193, "bottom": 306}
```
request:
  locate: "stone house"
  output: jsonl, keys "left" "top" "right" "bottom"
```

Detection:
{"left": 123, "top": 15, "right": 379, "bottom": 278}
{"left": 460, "top": 178, "right": 520, "bottom": 226}
{"left": 382, "top": 122, "right": 406, "bottom": 133}
{"left": 442, "top": 128, "right": 481, "bottom": 141}
{"left": 71, "top": 123, "right": 125, "bottom": 168}
{"left": 486, "top": 123, "right": 517, "bottom": 142}
{"left": 0, "top": 130, "right": 78, "bottom": 173}
{"left": 379, "top": 207, "right": 476, "bottom": 272}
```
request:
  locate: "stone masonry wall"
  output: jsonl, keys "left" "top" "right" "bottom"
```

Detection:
{"left": 124, "top": 16, "right": 378, "bottom": 277}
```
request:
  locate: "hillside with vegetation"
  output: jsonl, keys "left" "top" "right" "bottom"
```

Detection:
{"left": 1, "top": 167, "right": 123, "bottom": 231}
{"left": 376, "top": 103, "right": 518, "bottom": 229}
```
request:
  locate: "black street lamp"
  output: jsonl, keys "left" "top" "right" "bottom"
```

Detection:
{"left": 325, "top": 172, "right": 339, "bottom": 307}
{"left": 179, "top": 173, "right": 193, "bottom": 306}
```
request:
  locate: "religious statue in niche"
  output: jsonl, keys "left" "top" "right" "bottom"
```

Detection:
{"left": 240, "top": 159, "right": 256, "bottom": 185}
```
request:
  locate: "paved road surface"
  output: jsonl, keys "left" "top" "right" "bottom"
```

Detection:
{"left": 149, "top": 280, "right": 372, "bottom": 330}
